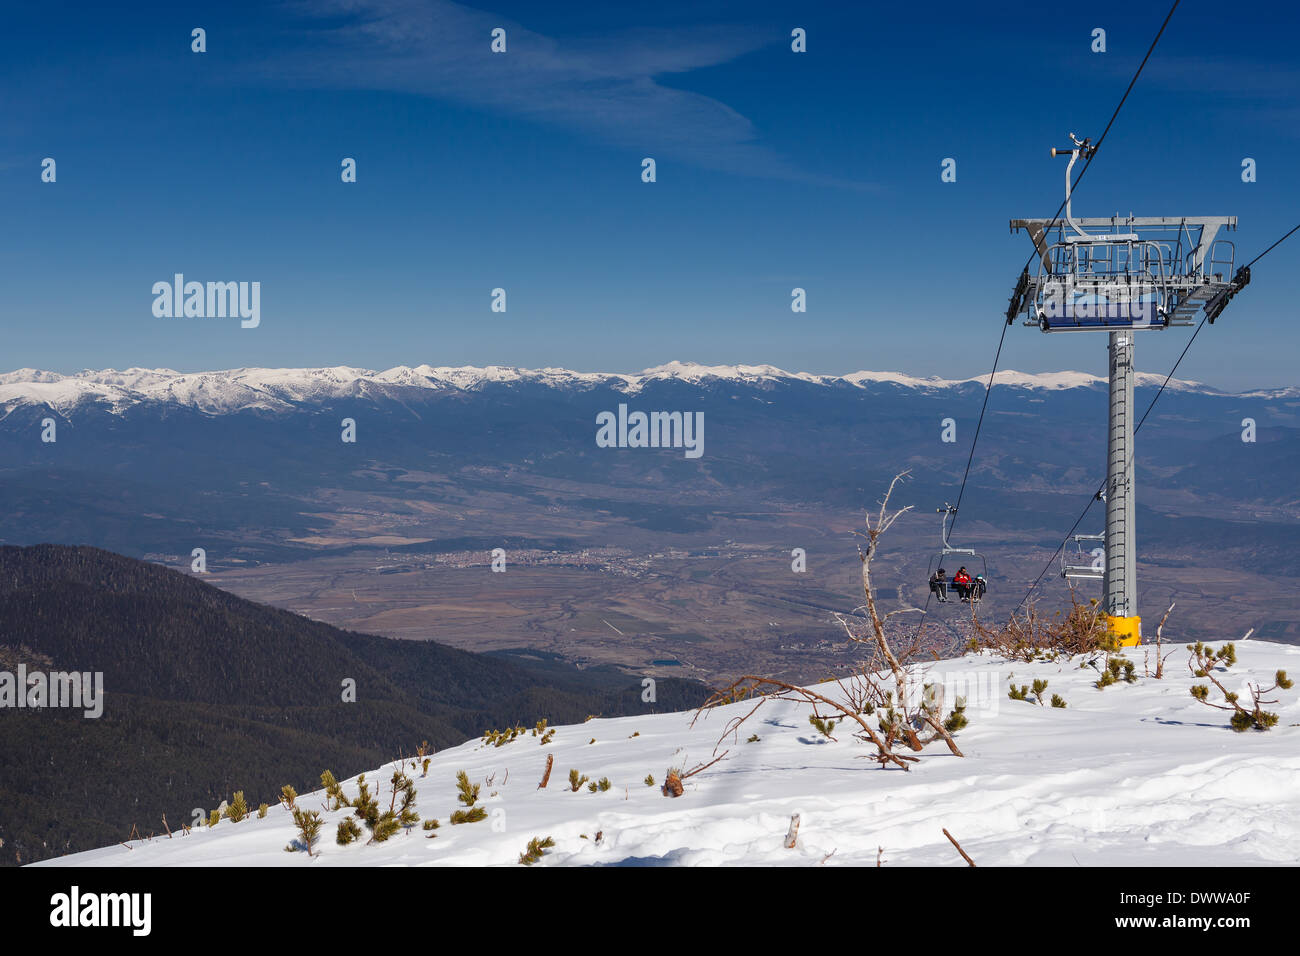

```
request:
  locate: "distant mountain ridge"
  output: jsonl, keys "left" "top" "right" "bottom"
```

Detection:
{"left": 0, "top": 361, "right": 1240, "bottom": 418}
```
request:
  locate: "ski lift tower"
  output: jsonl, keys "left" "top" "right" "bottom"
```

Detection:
{"left": 1006, "top": 134, "right": 1249, "bottom": 646}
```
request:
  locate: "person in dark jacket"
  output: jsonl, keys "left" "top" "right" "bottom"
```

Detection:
{"left": 929, "top": 567, "right": 948, "bottom": 602}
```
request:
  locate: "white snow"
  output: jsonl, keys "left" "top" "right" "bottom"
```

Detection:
{"left": 35, "top": 641, "right": 1300, "bottom": 867}
{"left": 0, "top": 363, "right": 1217, "bottom": 417}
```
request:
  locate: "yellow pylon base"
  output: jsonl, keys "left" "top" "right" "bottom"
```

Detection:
{"left": 1106, "top": 614, "right": 1142, "bottom": 647}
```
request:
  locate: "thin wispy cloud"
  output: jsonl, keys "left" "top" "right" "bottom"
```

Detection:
{"left": 266, "top": 0, "right": 872, "bottom": 188}
{"left": 1107, "top": 53, "right": 1300, "bottom": 139}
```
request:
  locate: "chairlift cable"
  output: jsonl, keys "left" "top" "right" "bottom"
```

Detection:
{"left": 1244, "top": 222, "right": 1300, "bottom": 269}
{"left": 1014, "top": 0, "right": 1181, "bottom": 278}
{"left": 953, "top": 0, "right": 1180, "bottom": 539}
{"left": 916, "top": 2, "right": 1180, "bottom": 635}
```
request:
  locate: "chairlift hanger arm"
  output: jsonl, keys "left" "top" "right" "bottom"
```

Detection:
{"left": 1205, "top": 265, "right": 1251, "bottom": 324}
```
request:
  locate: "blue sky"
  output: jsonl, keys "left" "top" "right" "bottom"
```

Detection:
{"left": 2, "top": 0, "right": 1297, "bottom": 389}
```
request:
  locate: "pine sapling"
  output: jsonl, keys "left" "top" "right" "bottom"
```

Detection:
{"left": 808, "top": 713, "right": 838, "bottom": 740}
{"left": 370, "top": 811, "right": 400, "bottom": 842}
{"left": 518, "top": 836, "right": 556, "bottom": 866}
{"left": 455, "top": 770, "right": 480, "bottom": 807}
{"left": 336, "top": 817, "right": 362, "bottom": 845}
{"left": 449, "top": 806, "right": 487, "bottom": 824}
{"left": 1189, "top": 642, "right": 1292, "bottom": 732}
{"left": 226, "top": 791, "right": 249, "bottom": 822}
{"left": 390, "top": 769, "right": 420, "bottom": 830}
{"left": 287, "top": 808, "right": 323, "bottom": 856}
{"left": 1030, "top": 679, "right": 1049, "bottom": 706}
{"left": 352, "top": 773, "right": 380, "bottom": 834}
{"left": 944, "top": 698, "right": 969, "bottom": 732}
{"left": 321, "top": 770, "right": 350, "bottom": 810}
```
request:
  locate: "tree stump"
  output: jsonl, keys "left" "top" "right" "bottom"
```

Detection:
{"left": 662, "top": 770, "right": 683, "bottom": 797}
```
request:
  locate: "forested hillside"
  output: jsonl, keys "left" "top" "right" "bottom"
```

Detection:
{"left": 0, "top": 545, "right": 705, "bottom": 864}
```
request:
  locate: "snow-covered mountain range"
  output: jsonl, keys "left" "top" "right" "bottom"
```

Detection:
{"left": 0, "top": 362, "right": 1230, "bottom": 417}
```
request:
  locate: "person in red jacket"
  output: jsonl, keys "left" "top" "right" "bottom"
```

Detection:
{"left": 953, "top": 567, "right": 972, "bottom": 601}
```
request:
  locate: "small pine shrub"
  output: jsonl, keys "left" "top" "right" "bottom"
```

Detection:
{"left": 531, "top": 719, "right": 556, "bottom": 744}
{"left": 1051, "top": 694, "right": 1067, "bottom": 708}
{"left": 644, "top": 774, "right": 655, "bottom": 787}
{"left": 422, "top": 818, "right": 440, "bottom": 832}
{"left": 207, "top": 809, "right": 221, "bottom": 828}
{"left": 455, "top": 770, "right": 480, "bottom": 807}
{"left": 391, "top": 769, "right": 420, "bottom": 830}
{"left": 1031, "top": 679, "right": 1049, "bottom": 705}
{"left": 257, "top": 803, "right": 269, "bottom": 819}
{"left": 421, "top": 758, "right": 431, "bottom": 777}
{"left": 568, "top": 769, "right": 589, "bottom": 792}
{"left": 1008, "top": 684, "right": 1029, "bottom": 701}
{"left": 1189, "top": 641, "right": 1293, "bottom": 731}
{"left": 288, "top": 808, "right": 323, "bottom": 856}
{"left": 352, "top": 774, "right": 380, "bottom": 832}
{"left": 808, "top": 714, "right": 838, "bottom": 740}
{"left": 746, "top": 734, "right": 760, "bottom": 743}
{"left": 943, "top": 699, "right": 969, "bottom": 732}
{"left": 321, "top": 770, "right": 350, "bottom": 810}
{"left": 518, "top": 835, "right": 556, "bottom": 866}
{"left": 483, "top": 724, "right": 527, "bottom": 748}
{"left": 336, "top": 817, "right": 362, "bottom": 845}
{"left": 450, "top": 806, "right": 487, "bottom": 825}
{"left": 280, "top": 784, "right": 297, "bottom": 809}
{"left": 1094, "top": 656, "right": 1136, "bottom": 689}
{"left": 1189, "top": 641, "right": 1237, "bottom": 675}
{"left": 1230, "top": 710, "right": 1256, "bottom": 732}
{"left": 371, "top": 811, "right": 400, "bottom": 842}
{"left": 226, "top": 791, "right": 249, "bottom": 822}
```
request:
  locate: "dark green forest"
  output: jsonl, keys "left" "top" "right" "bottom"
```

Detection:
{"left": 0, "top": 545, "right": 707, "bottom": 865}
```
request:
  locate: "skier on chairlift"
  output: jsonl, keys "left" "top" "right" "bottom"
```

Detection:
{"left": 929, "top": 567, "right": 948, "bottom": 603}
{"left": 953, "top": 566, "right": 973, "bottom": 602}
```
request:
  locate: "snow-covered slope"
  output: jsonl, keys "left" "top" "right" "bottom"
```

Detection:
{"left": 37, "top": 641, "right": 1300, "bottom": 867}
{"left": 0, "top": 362, "right": 1218, "bottom": 417}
